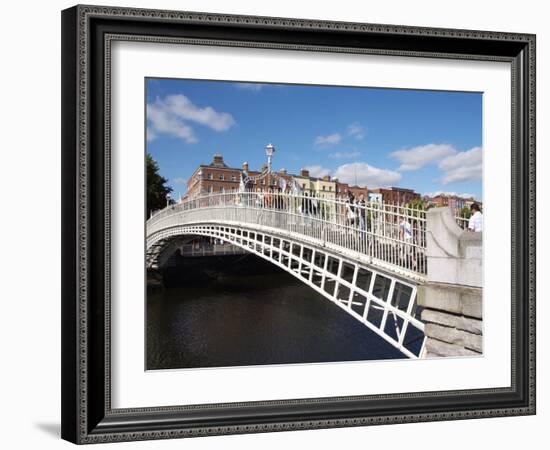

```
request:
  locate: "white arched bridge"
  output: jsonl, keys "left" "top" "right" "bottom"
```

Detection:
{"left": 147, "top": 192, "right": 431, "bottom": 359}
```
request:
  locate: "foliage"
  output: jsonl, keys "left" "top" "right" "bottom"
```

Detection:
{"left": 405, "top": 198, "right": 426, "bottom": 218}
{"left": 459, "top": 206, "right": 472, "bottom": 219}
{"left": 406, "top": 198, "right": 425, "bottom": 210}
{"left": 147, "top": 154, "right": 172, "bottom": 215}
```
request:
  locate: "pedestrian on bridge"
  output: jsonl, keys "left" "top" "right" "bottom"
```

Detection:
{"left": 468, "top": 203, "right": 483, "bottom": 232}
{"left": 399, "top": 217, "right": 416, "bottom": 271}
{"left": 345, "top": 191, "right": 357, "bottom": 227}
{"left": 358, "top": 193, "right": 366, "bottom": 231}
{"left": 302, "top": 192, "right": 311, "bottom": 216}
{"left": 265, "top": 187, "right": 273, "bottom": 209}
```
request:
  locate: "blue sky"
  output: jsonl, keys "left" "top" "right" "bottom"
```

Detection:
{"left": 146, "top": 78, "right": 482, "bottom": 200}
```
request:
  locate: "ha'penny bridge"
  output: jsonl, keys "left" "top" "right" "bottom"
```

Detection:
{"left": 146, "top": 190, "right": 483, "bottom": 360}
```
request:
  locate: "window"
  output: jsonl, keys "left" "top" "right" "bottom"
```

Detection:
{"left": 220, "top": 187, "right": 224, "bottom": 193}
{"left": 207, "top": 173, "right": 213, "bottom": 180}
{"left": 329, "top": 186, "right": 332, "bottom": 191}
{"left": 219, "top": 174, "right": 225, "bottom": 181}
{"left": 261, "top": 180, "right": 265, "bottom": 185}
{"left": 208, "top": 186, "right": 213, "bottom": 193}
{"left": 323, "top": 186, "right": 326, "bottom": 191}
{"left": 231, "top": 175, "right": 237, "bottom": 182}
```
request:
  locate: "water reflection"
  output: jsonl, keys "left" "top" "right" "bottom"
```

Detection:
{"left": 146, "top": 254, "right": 404, "bottom": 370}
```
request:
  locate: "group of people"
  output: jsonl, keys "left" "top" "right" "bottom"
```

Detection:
{"left": 243, "top": 187, "right": 329, "bottom": 219}
{"left": 344, "top": 190, "right": 415, "bottom": 242}
{"left": 237, "top": 187, "right": 482, "bottom": 241}
{"left": 252, "top": 186, "right": 289, "bottom": 210}
{"left": 342, "top": 191, "right": 367, "bottom": 230}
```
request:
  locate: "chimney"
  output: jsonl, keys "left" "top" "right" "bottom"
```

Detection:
{"left": 300, "top": 168, "right": 310, "bottom": 178}
{"left": 242, "top": 161, "right": 249, "bottom": 172}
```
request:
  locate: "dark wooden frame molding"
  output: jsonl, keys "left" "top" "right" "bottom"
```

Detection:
{"left": 61, "top": 4, "right": 536, "bottom": 444}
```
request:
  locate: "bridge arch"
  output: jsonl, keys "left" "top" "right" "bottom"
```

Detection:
{"left": 147, "top": 222, "right": 426, "bottom": 359}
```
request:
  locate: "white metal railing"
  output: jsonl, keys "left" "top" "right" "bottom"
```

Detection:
{"left": 178, "top": 243, "right": 245, "bottom": 257}
{"left": 148, "top": 192, "right": 428, "bottom": 277}
{"left": 454, "top": 215, "right": 470, "bottom": 230}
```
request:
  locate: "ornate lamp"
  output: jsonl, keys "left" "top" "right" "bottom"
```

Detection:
{"left": 265, "top": 143, "right": 275, "bottom": 173}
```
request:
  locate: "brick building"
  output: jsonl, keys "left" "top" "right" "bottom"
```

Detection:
{"left": 334, "top": 180, "right": 349, "bottom": 198}
{"left": 429, "top": 194, "right": 478, "bottom": 213}
{"left": 370, "top": 187, "right": 420, "bottom": 205}
{"left": 184, "top": 154, "right": 420, "bottom": 207}
{"left": 348, "top": 185, "right": 369, "bottom": 200}
{"left": 186, "top": 154, "right": 241, "bottom": 198}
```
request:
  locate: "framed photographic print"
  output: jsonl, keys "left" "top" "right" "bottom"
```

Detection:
{"left": 61, "top": 4, "right": 536, "bottom": 444}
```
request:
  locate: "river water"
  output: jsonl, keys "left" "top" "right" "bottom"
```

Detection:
{"left": 147, "top": 253, "right": 404, "bottom": 370}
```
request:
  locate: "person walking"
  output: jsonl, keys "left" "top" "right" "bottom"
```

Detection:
{"left": 303, "top": 191, "right": 310, "bottom": 216}
{"left": 468, "top": 203, "right": 483, "bottom": 232}
{"left": 357, "top": 193, "right": 366, "bottom": 231}
{"left": 399, "top": 216, "right": 414, "bottom": 269}
{"left": 265, "top": 187, "right": 273, "bottom": 209}
{"left": 345, "top": 191, "right": 356, "bottom": 227}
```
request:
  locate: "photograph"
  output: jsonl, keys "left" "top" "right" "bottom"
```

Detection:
{"left": 56, "top": 2, "right": 537, "bottom": 444}
{"left": 145, "top": 78, "right": 483, "bottom": 370}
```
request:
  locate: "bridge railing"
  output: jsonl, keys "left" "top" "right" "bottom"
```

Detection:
{"left": 148, "top": 192, "right": 428, "bottom": 277}
{"left": 454, "top": 214, "right": 470, "bottom": 230}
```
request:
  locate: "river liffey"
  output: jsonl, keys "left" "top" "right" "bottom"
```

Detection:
{"left": 146, "top": 253, "right": 405, "bottom": 370}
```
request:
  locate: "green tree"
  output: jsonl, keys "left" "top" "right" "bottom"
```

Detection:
{"left": 406, "top": 198, "right": 425, "bottom": 210}
{"left": 459, "top": 206, "right": 472, "bottom": 219}
{"left": 147, "top": 154, "right": 172, "bottom": 215}
{"left": 406, "top": 198, "right": 426, "bottom": 217}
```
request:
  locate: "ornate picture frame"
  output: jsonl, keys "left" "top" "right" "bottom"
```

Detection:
{"left": 61, "top": 5, "right": 536, "bottom": 444}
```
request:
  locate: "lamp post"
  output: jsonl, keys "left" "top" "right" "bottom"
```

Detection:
{"left": 265, "top": 143, "right": 275, "bottom": 188}
{"left": 197, "top": 169, "right": 203, "bottom": 197}
{"left": 265, "top": 143, "right": 275, "bottom": 172}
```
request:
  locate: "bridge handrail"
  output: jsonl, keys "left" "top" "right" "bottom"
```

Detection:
{"left": 454, "top": 215, "right": 470, "bottom": 230}
{"left": 147, "top": 191, "right": 428, "bottom": 276}
{"left": 150, "top": 192, "right": 427, "bottom": 226}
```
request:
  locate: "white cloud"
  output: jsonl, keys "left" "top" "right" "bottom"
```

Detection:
{"left": 147, "top": 104, "right": 197, "bottom": 143}
{"left": 314, "top": 133, "right": 342, "bottom": 146}
{"left": 334, "top": 162, "right": 401, "bottom": 187}
{"left": 347, "top": 122, "right": 365, "bottom": 140}
{"left": 438, "top": 146, "right": 482, "bottom": 184}
{"left": 147, "top": 94, "right": 235, "bottom": 143}
{"left": 172, "top": 177, "right": 187, "bottom": 186}
{"left": 390, "top": 144, "right": 456, "bottom": 171}
{"left": 304, "top": 165, "right": 331, "bottom": 178}
{"left": 328, "top": 151, "right": 361, "bottom": 159}
{"left": 234, "top": 83, "right": 264, "bottom": 92}
{"left": 146, "top": 128, "right": 157, "bottom": 142}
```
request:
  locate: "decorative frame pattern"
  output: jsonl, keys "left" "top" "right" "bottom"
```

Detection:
{"left": 61, "top": 5, "right": 536, "bottom": 444}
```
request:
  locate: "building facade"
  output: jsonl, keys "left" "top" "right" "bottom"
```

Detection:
{"left": 184, "top": 154, "right": 423, "bottom": 208}
{"left": 348, "top": 185, "right": 369, "bottom": 200}
{"left": 186, "top": 154, "right": 241, "bottom": 198}
{"left": 368, "top": 192, "right": 383, "bottom": 203}
{"left": 371, "top": 187, "right": 420, "bottom": 205}
{"left": 429, "top": 194, "right": 479, "bottom": 213}
{"left": 312, "top": 175, "right": 337, "bottom": 200}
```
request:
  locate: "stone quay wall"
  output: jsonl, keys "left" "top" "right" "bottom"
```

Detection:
{"left": 418, "top": 207, "right": 483, "bottom": 358}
